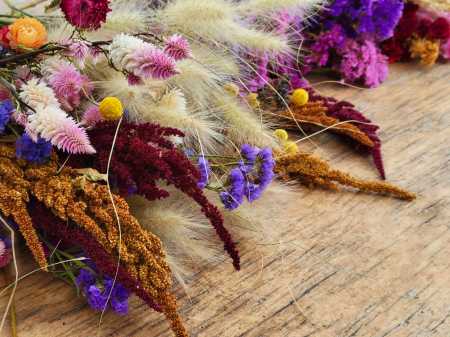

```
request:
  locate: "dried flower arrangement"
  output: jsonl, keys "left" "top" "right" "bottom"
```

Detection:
{"left": 0, "top": 0, "right": 422, "bottom": 335}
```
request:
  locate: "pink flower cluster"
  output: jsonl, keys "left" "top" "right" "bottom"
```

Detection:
{"left": 42, "top": 58, "right": 93, "bottom": 111}
{"left": 336, "top": 38, "right": 389, "bottom": 88}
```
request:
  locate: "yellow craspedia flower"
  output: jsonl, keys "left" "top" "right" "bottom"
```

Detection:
{"left": 273, "top": 129, "right": 288, "bottom": 141}
{"left": 291, "top": 89, "right": 309, "bottom": 106}
{"left": 99, "top": 97, "right": 123, "bottom": 120}
{"left": 283, "top": 141, "right": 298, "bottom": 154}
{"left": 247, "top": 93, "right": 259, "bottom": 108}
{"left": 223, "top": 83, "right": 239, "bottom": 97}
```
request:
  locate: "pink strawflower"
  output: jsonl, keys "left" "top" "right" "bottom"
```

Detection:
{"left": 126, "top": 73, "right": 144, "bottom": 86}
{"left": 80, "top": 106, "right": 105, "bottom": 127}
{"left": 60, "top": 0, "right": 111, "bottom": 31}
{"left": 0, "top": 240, "right": 11, "bottom": 268}
{"left": 28, "top": 105, "right": 96, "bottom": 154}
{"left": 128, "top": 44, "right": 181, "bottom": 80}
{"left": 163, "top": 34, "right": 194, "bottom": 61}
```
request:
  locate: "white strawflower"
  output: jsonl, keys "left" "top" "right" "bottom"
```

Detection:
{"left": 109, "top": 33, "right": 146, "bottom": 71}
{"left": 19, "top": 78, "right": 60, "bottom": 109}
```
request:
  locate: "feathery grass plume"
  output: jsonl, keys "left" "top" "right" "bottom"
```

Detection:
{"left": 0, "top": 144, "right": 48, "bottom": 271}
{"left": 411, "top": 0, "right": 450, "bottom": 12}
{"left": 28, "top": 105, "right": 96, "bottom": 154}
{"left": 218, "top": 95, "right": 278, "bottom": 147}
{"left": 274, "top": 151, "right": 416, "bottom": 200}
{"left": 236, "top": 0, "right": 322, "bottom": 13}
{"left": 93, "top": 67, "right": 222, "bottom": 149}
{"left": 19, "top": 78, "right": 60, "bottom": 109}
{"left": 156, "top": 0, "right": 291, "bottom": 55}
{"left": 128, "top": 191, "right": 223, "bottom": 289}
{"left": 169, "top": 43, "right": 241, "bottom": 105}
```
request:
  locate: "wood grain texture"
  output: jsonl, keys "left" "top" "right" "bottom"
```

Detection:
{"left": 0, "top": 2, "right": 449, "bottom": 336}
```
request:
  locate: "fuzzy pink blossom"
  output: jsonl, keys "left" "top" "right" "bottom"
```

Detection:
{"left": 128, "top": 44, "right": 181, "bottom": 80}
{"left": 0, "top": 85, "right": 9, "bottom": 101}
{"left": 69, "top": 39, "right": 91, "bottom": 69}
{"left": 49, "top": 66, "right": 83, "bottom": 97}
{"left": 126, "top": 73, "right": 144, "bottom": 86}
{"left": 80, "top": 106, "right": 105, "bottom": 127}
{"left": 163, "top": 34, "right": 194, "bottom": 61}
{"left": 60, "top": 0, "right": 111, "bottom": 31}
{"left": 0, "top": 240, "right": 11, "bottom": 268}
{"left": 90, "top": 45, "right": 104, "bottom": 64}
{"left": 28, "top": 105, "right": 96, "bottom": 154}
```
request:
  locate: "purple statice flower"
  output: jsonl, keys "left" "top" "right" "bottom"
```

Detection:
{"left": 163, "top": 34, "right": 194, "bottom": 61}
{"left": 221, "top": 144, "right": 275, "bottom": 209}
{"left": 241, "top": 143, "right": 260, "bottom": 163}
{"left": 184, "top": 150, "right": 210, "bottom": 189}
{"left": 245, "top": 147, "right": 275, "bottom": 203}
{"left": 324, "top": 0, "right": 403, "bottom": 41}
{"left": 76, "top": 268, "right": 96, "bottom": 287}
{"left": 309, "top": 25, "right": 344, "bottom": 67}
{"left": 0, "top": 99, "right": 13, "bottom": 134}
{"left": 86, "top": 285, "right": 109, "bottom": 311}
{"left": 15, "top": 134, "right": 52, "bottom": 163}
{"left": 336, "top": 38, "right": 388, "bottom": 88}
{"left": 220, "top": 168, "right": 245, "bottom": 211}
{"left": 77, "top": 267, "right": 131, "bottom": 315}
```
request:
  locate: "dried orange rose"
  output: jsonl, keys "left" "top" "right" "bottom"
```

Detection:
{"left": 8, "top": 17, "right": 47, "bottom": 51}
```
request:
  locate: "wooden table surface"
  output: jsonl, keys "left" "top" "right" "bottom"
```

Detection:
{"left": 1, "top": 3, "right": 450, "bottom": 337}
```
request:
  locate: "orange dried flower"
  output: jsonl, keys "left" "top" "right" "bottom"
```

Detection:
{"left": 410, "top": 37, "right": 440, "bottom": 66}
{"left": 8, "top": 17, "right": 47, "bottom": 51}
{"left": 274, "top": 151, "right": 416, "bottom": 200}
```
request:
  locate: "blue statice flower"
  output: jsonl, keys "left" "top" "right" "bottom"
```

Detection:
{"left": 15, "top": 134, "right": 52, "bottom": 163}
{"left": 220, "top": 168, "right": 245, "bottom": 211}
{"left": 0, "top": 99, "right": 14, "bottom": 134}
{"left": 76, "top": 267, "right": 131, "bottom": 316}
{"left": 184, "top": 150, "right": 210, "bottom": 189}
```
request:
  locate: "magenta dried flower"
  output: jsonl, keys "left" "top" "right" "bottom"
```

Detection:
{"left": 163, "top": 34, "right": 194, "bottom": 61}
{"left": 60, "top": 0, "right": 111, "bottom": 31}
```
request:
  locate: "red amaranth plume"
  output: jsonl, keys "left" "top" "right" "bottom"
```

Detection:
{"left": 29, "top": 201, "right": 162, "bottom": 312}
{"left": 306, "top": 87, "right": 386, "bottom": 180}
{"left": 67, "top": 120, "right": 241, "bottom": 270}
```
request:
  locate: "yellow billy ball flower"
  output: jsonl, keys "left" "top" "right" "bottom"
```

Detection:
{"left": 282, "top": 141, "right": 298, "bottom": 154}
{"left": 291, "top": 89, "right": 309, "bottom": 106}
{"left": 273, "top": 129, "right": 288, "bottom": 141}
{"left": 99, "top": 97, "right": 123, "bottom": 120}
{"left": 246, "top": 93, "right": 259, "bottom": 108}
{"left": 223, "top": 83, "right": 240, "bottom": 97}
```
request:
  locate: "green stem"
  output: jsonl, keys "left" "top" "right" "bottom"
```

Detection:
{"left": 38, "top": 234, "right": 95, "bottom": 274}
{"left": 186, "top": 155, "right": 237, "bottom": 160}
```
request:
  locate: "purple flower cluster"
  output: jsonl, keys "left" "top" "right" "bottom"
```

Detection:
{"left": 307, "top": 25, "right": 344, "bottom": 67}
{"left": 0, "top": 99, "right": 14, "bottom": 134}
{"left": 184, "top": 150, "right": 210, "bottom": 189}
{"left": 76, "top": 268, "right": 131, "bottom": 316}
{"left": 220, "top": 144, "right": 275, "bottom": 211}
{"left": 15, "top": 134, "right": 52, "bottom": 163}
{"left": 325, "top": 0, "right": 404, "bottom": 40}
{"left": 336, "top": 38, "right": 389, "bottom": 88}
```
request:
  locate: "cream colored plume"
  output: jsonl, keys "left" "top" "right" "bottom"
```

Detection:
{"left": 236, "top": 0, "right": 323, "bottom": 14}
{"left": 19, "top": 78, "right": 60, "bottom": 109}
{"left": 155, "top": 0, "right": 291, "bottom": 55}
{"left": 128, "top": 192, "right": 224, "bottom": 289}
